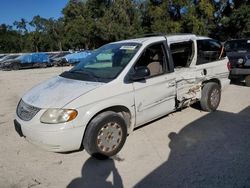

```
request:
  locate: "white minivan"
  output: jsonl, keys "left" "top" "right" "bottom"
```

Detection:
{"left": 14, "top": 34, "right": 230, "bottom": 158}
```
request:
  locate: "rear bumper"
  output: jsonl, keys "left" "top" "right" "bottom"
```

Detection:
{"left": 230, "top": 68, "right": 250, "bottom": 76}
{"left": 229, "top": 68, "right": 250, "bottom": 80}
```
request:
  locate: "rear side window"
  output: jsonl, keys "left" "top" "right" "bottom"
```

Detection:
{"left": 196, "top": 39, "right": 225, "bottom": 65}
{"left": 170, "top": 41, "right": 194, "bottom": 68}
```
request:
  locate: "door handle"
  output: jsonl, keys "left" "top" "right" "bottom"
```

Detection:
{"left": 202, "top": 69, "right": 207, "bottom": 76}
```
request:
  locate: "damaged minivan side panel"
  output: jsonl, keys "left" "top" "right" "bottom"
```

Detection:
{"left": 168, "top": 36, "right": 229, "bottom": 107}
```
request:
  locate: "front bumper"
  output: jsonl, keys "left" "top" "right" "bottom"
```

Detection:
{"left": 14, "top": 114, "right": 85, "bottom": 152}
{"left": 14, "top": 119, "right": 23, "bottom": 137}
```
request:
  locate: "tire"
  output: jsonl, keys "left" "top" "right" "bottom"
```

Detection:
{"left": 245, "top": 75, "right": 250, "bottom": 87}
{"left": 200, "top": 82, "right": 221, "bottom": 112}
{"left": 12, "top": 63, "right": 20, "bottom": 70}
{"left": 83, "top": 111, "right": 127, "bottom": 159}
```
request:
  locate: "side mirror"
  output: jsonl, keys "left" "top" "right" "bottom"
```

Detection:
{"left": 130, "top": 66, "right": 150, "bottom": 81}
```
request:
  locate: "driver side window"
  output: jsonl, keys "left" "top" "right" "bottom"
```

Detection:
{"left": 134, "top": 43, "right": 166, "bottom": 77}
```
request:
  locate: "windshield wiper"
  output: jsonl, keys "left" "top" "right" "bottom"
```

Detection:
{"left": 69, "top": 69, "right": 100, "bottom": 82}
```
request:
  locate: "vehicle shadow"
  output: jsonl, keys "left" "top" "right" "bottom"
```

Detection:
{"left": 67, "top": 157, "right": 123, "bottom": 188}
{"left": 135, "top": 106, "right": 250, "bottom": 188}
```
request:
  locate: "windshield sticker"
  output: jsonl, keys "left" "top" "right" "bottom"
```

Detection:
{"left": 120, "top": 46, "right": 137, "bottom": 50}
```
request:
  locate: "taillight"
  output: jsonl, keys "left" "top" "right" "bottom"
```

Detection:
{"left": 227, "top": 61, "right": 232, "bottom": 71}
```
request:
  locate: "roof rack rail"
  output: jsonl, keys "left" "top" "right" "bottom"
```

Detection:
{"left": 141, "top": 33, "right": 167, "bottom": 37}
{"left": 140, "top": 33, "right": 195, "bottom": 37}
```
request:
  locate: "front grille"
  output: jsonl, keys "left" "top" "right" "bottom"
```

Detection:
{"left": 17, "top": 100, "right": 41, "bottom": 121}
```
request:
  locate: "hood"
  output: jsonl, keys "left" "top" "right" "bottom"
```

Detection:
{"left": 22, "top": 76, "right": 104, "bottom": 108}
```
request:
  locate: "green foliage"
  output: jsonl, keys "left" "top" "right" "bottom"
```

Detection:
{"left": 197, "top": 0, "right": 214, "bottom": 19}
{"left": 62, "top": 1, "right": 96, "bottom": 49}
{"left": 44, "top": 18, "right": 64, "bottom": 51}
{"left": 143, "top": 0, "right": 182, "bottom": 33}
{"left": 0, "top": 24, "right": 22, "bottom": 53}
{"left": 0, "top": 0, "right": 249, "bottom": 53}
{"left": 96, "top": 0, "right": 143, "bottom": 41}
{"left": 13, "top": 18, "right": 28, "bottom": 34}
{"left": 182, "top": 6, "right": 207, "bottom": 35}
{"left": 222, "top": 2, "right": 250, "bottom": 39}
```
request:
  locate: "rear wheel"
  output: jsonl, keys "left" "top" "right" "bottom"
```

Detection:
{"left": 200, "top": 82, "right": 221, "bottom": 112}
{"left": 83, "top": 111, "right": 127, "bottom": 159}
{"left": 245, "top": 75, "right": 250, "bottom": 87}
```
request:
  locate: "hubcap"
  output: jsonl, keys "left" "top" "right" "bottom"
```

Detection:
{"left": 210, "top": 88, "right": 220, "bottom": 108}
{"left": 97, "top": 122, "right": 123, "bottom": 153}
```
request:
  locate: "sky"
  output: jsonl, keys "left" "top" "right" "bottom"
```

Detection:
{"left": 0, "top": 0, "right": 68, "bottom": 25}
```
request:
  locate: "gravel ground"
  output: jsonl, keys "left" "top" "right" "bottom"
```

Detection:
{"left": 0, "top": 67, "right": 250, "bottom": 188}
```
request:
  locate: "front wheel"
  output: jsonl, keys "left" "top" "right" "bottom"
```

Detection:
{"left": 200, "top": 82, "right": 221, "bottom": 112}
{"left": 83, "top": 111, "right": 127, "bottom": 159}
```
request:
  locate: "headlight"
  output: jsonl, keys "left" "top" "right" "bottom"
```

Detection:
{"left": 40, "top": 109, "right": 78, "bottom": 124}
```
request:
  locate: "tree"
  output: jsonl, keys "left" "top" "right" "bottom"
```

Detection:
{"left": 13, "top": 18, "right": 28, "bottom": 34}
{"left": 44, "top": 18, "right": 64, "bottom": 51}
{"left": 28, "top": 15, "right": 48, "bottom": 52}
{"left": 221, "top": 1, "right": 250, "bottom": 39}
{"left": 0, "top": 24, "right": 22, "bottom": 53}
{"left": 62, "top": 0, "right": 93, "bottom": 49}
{"left": 141, "top": 0, "right": 182, "bottom": 34}
{"left": 181, "top": 0, "right": 214, "bottom": 36}
{"left": 1, "top": 0, "right": 250, "bottom": 53}
{"left": 97, "top": 0, "right": 143, "bottom": 42}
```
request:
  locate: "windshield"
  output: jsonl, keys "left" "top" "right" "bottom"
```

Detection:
{"left": 60, "top": 42, "right": 141, "bottom": 82}
{"left": 224, "top": 39, "right": 250, "bottom": 52}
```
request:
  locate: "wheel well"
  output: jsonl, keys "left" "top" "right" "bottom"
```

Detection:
{"left": 98, "top": 106, "right": 131, "bottom": 128}
{"left": 202, "top": 79, "right": 221, "bottom": 88}
{"left": 81, "top": 106, "right": 132, "bottom": 149}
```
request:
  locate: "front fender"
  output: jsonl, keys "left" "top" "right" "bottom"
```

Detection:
{"left": 65, "top": 93, "right": 136, "bottom": 134}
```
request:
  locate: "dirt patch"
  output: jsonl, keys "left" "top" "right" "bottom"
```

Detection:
{"left": 0, "top": 67, "right": 250, "bottom": 187}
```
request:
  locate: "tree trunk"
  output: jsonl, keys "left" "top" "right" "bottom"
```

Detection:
{"left": 58, "top": 41, "right": 62, "bottom": 51}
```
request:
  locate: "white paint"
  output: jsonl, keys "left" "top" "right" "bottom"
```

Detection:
{"left": 17, "top": 34, "right": 230, "bottom": 153}
{"left": 23, "top": 76, "right": 104, "bottom": 108}
{"left": 120, "top": 46, "right": 137, "bottom": 50}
